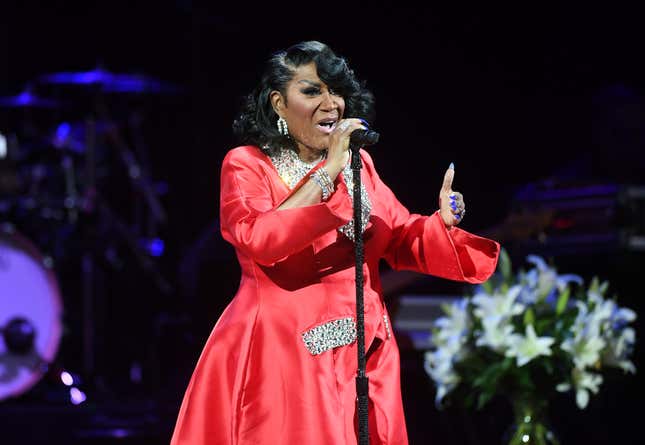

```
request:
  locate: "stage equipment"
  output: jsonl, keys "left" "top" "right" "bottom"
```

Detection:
{"left": 39, "top": 66, "right": 183, "bottom": 94}
{"left": 0, "top": 224, "right": 63, "bottom": 401}
{"left": 0, "top": 63, "right": 178, "bottom": 398}
{"left": 510, "top": 180, "right": 645, "bottom": 255}
{"left": 0, "top": 88, "right": 61, "bottom": 109}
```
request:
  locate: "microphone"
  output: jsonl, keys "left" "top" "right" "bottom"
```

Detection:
{"left": 349, "top": 128, "right": 379, "bottom": 149}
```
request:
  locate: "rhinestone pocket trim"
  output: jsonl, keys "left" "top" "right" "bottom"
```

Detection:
{"left": 301, "top": 317, "right": 357, "bottom": 355}
{"left": 269, "top": 148, "right": 371, "bottom": 242}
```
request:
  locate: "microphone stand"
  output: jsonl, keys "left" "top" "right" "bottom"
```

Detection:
{"left": 350, "top": 144, "right": 369, "bottom": 445}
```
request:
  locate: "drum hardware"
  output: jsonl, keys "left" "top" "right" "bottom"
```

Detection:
{"left": 93, "top": 197, "right": 172, "bottom": 295}
{"left": 1, "top": 65, "right": 181, "bottom": 400}
{"left": 39, "top": 66, "right": 183, "bottom": 95}
{"left": 0, "top": 311, "right": 88, "bottom": 405}
{"left": 103, "top": 121, "right": 167, "bottom": 225}
{"left": 0, "top": 87, "right": 62, "bottom": 109}
{"left": 0, "top": 224, "right": 63, "bottom": 401}
{"left": 0, "top": 317, "right": 37, "bottom": 355}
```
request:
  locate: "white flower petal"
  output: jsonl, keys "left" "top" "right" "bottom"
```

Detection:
{"left": 576, "top": 388, "right": 589, "bottom": 409}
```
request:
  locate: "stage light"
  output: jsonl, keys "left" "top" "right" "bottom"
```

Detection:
{"left": 146, "top": 238, "right": 165, "bottom": 257}
{"left": 60, "top": 371, "right": 74, "bottom": 386}
{"left": 0, "top": 133, "right": 6, "bottom": 158}
{"left": 70, "top": 387, "right": 87, "bottom": 405}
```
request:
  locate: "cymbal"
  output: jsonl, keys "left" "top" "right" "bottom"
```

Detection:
{"left": 0, "top": 90, "right": 61, "bottom": 108}
{"left": 39, "top": 67, "right": 118, "bottom": 85}
{"left": 102, "top": 76, "right": 183, "bottom": 94}
{"left": 39, "top": 67, "right": 183, "bottom": 94}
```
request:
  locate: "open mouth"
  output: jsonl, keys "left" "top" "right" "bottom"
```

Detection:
{"left": 315, "top": 118, "right": 337, "bottom": 134}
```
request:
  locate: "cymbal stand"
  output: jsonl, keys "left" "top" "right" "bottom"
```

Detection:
{"left": 81, "top": 118, "right": 97, "bottom": 383}
{"left": 128, "top": 111, "right": 160, "bottom": 241}
{"left": 105, "top": 124, "right": 167, "bottom": 225}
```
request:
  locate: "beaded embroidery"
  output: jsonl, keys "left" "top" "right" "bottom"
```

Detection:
{"left": 383, "top": 314, "right": 392, "bottom": 339}
{"left": 269, "top": 148, "right": 371, "bottom": 241}
{"left": 301, "top": 317, "right": 357, "bottom": 355}
{"left": 338, "top": 161, "right": 372, "bottom": 242}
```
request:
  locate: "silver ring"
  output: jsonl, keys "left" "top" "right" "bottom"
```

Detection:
{"left": 338, "top": 121, "right": 350, "bottom": 132}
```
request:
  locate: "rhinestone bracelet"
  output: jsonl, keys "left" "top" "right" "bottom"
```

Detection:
{"left": 311, "top": 168, "right": 335, "bottom": 201}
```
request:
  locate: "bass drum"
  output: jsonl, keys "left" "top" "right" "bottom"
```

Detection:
{"left": 0, "top": 223, "right": 63, "bottom": 401}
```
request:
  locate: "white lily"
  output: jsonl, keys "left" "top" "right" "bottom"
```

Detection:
{"left": 472, "top": 285, "right": 524, "bottom": 325}
{"left": 590, "top": 299, "right": 615, "bottom": 332}
{"left": 556, "top": 368, "right": 603, "bottom": 409}
{"left": 555, "top": 274, "right": 584, "bottom": 291}
{"left": 603, "top": 327, "right": 636, "bottom": 373}
{"left": 424, "top": 349, "right": 460, "bottom": 406}
{"left": 505, "top": 324, "right": 555, "bottom": 367}
{"left": 525, "top": 255, "right": 583, "bottom": 299}
{"left": 561, "top": 331, "right": 606, "bottom": 370}
{"left": 615, "top": 306, "right": 637, "bottom": 323}
{"left": 434, "top": 299, "right": 470, "bottom": 346}
{"left": 571, "top": 298, "right": 612, "bottom": 339}
{"left": 475, "top": 318, "right": 515, "bottom": 353}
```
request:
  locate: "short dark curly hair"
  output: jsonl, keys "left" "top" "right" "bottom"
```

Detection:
{"left": 232, "top": 41, "right": 375, "bottom": 155}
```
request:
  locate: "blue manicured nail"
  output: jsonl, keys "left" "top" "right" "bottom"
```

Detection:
{"left": 451, "top": 202, "right": 457, "bottom": 210}
{"left": 449, "top": 162, "right": 454, "bottom": 170}
{"left": 359, "top": 118, "right": 369, "bottom": 127}
{"left": 455, "top": 214, "right": 461, "bottom": 220}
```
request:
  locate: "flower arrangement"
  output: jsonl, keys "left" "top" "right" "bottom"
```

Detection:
{"left": 424, "top": 250, "right": 637, "bottom": 421}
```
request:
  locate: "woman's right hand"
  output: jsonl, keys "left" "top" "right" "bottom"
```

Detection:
{"left": 324, "top": 118, "right": 367, "bottom": 180}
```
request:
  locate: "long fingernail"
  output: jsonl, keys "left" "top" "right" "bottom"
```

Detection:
{"left": 451, "top": 202, "right": 457, "bottom": 210}
{"left": 449, "top": 162, "right": 454, "bottom": 170}
{"left": 359, "top": 118, "right": 369, "bottom": 127}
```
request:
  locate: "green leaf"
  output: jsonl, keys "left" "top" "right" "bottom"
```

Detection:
{"left": 481, "top": 279, "right": 494, "bottom": 294}
{"left": 502, "top": 357, "right": 514, "bottom": 370}
{"left": 464, "top": 392, "right": 476, "bottom": 409}
{"left": 440, "top": 303, "right": 452, "bottom": 315}
{"left": 524, "top": 308, "right": 535, "bottom": 327}
{"left": 541, "top": 359, "right": 554, "bottom": 375}
{"left": 477, "top": 390, "right": 494, "bottom": 410}
{"left": 535, "top": 319, "right": 551, "bottom": 335}
{"left": 599, "top": 280, "right": 609, "bottom": 296}
{"left": 500, "top": 248, "right": 512, "bottom": 282}
{"left": 556, "top": 287, "right": 570, "bottom": 315}
{"left": 472, "top": 361, "right": 506, "bottom": 391}
{"left": 589, "top": 276, "right": 600, "bottom": 293}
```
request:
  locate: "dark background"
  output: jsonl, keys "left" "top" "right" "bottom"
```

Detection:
{"left": 1, "top": 2, "right": 644, "bottom": 444}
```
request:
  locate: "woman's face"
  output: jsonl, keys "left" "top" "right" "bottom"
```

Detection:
{"left": 272, "top": 62, "right": 345, "bottom": 153}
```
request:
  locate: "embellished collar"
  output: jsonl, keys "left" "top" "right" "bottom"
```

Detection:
{"left": 268, "top": 147, "right": 371, "bottom": 241}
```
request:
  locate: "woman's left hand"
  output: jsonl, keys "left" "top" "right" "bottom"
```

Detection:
{"left": 438, "top": 163, "right": 466, "bottom": 228}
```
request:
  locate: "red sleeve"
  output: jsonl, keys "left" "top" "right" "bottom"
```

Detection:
{"left": 361, "top": 150, "right": 500, "bottom": 284}
{"left": 219, "top": 147, "right": 354, "bottom": 266}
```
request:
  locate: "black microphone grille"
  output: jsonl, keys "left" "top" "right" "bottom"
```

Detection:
{"left": 364, "top": 130, "right": 379, "bottom": 145}
{"left": 350, "top": 129, "right": 380, "bottom": 147}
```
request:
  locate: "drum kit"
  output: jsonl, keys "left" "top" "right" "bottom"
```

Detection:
{"left": 0, "top": 67, "right": 181, "bottom": 403}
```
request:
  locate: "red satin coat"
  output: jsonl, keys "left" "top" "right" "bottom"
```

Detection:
{"left": 171, "top": 146, "right": 500, "bottom": 445}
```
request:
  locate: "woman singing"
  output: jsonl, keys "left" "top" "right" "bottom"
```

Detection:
{"left": 171, "top": 41, "right": 500, "bottom": 445}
